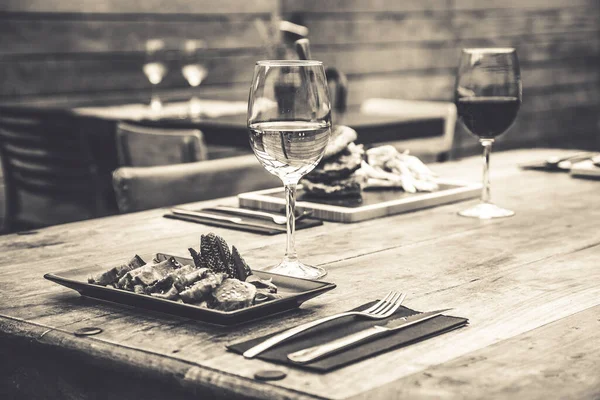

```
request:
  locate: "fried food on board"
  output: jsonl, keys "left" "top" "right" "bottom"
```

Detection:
{"left": 88, "top": 233, "right": 281, "bottom": 311}
{"left": 302, "top": 125, "right": 365, "bottom": 198}
{"left": 302, "top": 126, "right": 439, "bottom": 198}
{"left": 358, "top": 145, "right": 439, "bottom": 193}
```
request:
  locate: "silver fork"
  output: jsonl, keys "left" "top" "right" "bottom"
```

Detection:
{"left": 242, "top": 291, "right": 406, "bottom": 358}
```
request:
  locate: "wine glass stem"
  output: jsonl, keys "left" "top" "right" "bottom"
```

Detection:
{"left": 480, "top": 139, "right": 494, "bottom": 204}
{"left": 283, "top": 181, "right": 298, "bottom": 263}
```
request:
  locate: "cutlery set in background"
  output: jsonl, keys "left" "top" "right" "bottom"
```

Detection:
{"left": 166, "top": 206, "right": 321, "bottom": 234}
{"left": 520, "top": 152, "right": 600, "bottom": 179}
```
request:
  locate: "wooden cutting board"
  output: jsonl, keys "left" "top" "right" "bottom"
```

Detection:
{"left": 238, "top": 179, "right": 481, "bottom": 223}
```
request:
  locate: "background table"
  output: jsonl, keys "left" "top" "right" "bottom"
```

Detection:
{"left": 72, "top": 101, "right": 447, "bottom": 152}
{"left": 1, "top": 149, "right": 599, "bottom": 399}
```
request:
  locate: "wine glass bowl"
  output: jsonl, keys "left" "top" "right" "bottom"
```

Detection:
{"left": 181, "top": 39, "right": 208, "bottom": 118}
{"left": 143, "top": 39, "right": 169, "bottom": 114}
{"left": 455, "top": 48, "right": 521, "bottom": 219}
{"left": 248, "top": 60, "right": 332, "bottom": 279}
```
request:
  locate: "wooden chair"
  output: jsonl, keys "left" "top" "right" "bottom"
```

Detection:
{"left": 115, "top": 122, "right": 208, "bottom": 167}
{"left": 0, "top": 107, "right": 115, "bottom": 232}
{"left": 112, "top": 154, "right": 280, "bottom": 213}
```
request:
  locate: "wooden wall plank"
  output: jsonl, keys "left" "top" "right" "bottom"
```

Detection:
{"left": 0, "top": 52, "right": 263, "bottom": 97}
{"left": 312, "top": 36, "right": 600, "bottom": 76}
{"left": 282, "top": 0, "right": 452, "bottom": 13}
{"left": 345, "top": 73, "right": 456, "bottom": 104}
{"left": 298, "top": 13, "right": 454, "bottom": 45}
{"left": 296, "top": 7, "right": 600, "bottom": 47}
{"left": 0, "top": 84, "right": 250, "bottom": 108}
{"left": 313, "top": 45, "right": 459, "bottom": 75}
{"left": 284, "top": 0, "right": 596, "bottom": 13}
{"left": 454, "top": 7, "right": 600, "bottom": 39}
{"left": 0, "top": 17, "right": 268, "bottom": 56}
{"left": 0, "top": 0, "right": 278, "bottom": 15}
{"left": 453, "top": 0, "right": 597, "bottom": 11}
{"left": 523, "top": 63, "right": 600, "bottom": 89}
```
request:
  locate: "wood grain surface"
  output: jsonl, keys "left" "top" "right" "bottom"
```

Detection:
{"left": 0, "top": 149, "right": 599, "bottom": 399}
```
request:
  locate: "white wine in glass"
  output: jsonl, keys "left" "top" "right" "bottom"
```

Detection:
{"left": 248, "top": 60, "right": 332, "bottom": 279}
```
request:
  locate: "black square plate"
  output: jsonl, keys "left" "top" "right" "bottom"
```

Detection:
{"left": 44, "top": 253, "right": 336, "bottom": 326}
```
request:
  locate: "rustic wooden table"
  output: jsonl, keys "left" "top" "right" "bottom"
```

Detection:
{"left": 1, "top": 149, "right": 599, "bottom": 400}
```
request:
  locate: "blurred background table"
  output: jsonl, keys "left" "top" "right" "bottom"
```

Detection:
{"left": 71, "top": 99, "right": 451, "bottom": 158}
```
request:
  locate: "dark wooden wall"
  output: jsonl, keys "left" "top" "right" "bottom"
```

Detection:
{"left": 282, "top": 0, "right": 600, "bottom": 155}
{"left": 0, "top": 0, "right": 599, "bottom": 154}
{"left": 0, "top": 0, "right": 277, "bottom": 107}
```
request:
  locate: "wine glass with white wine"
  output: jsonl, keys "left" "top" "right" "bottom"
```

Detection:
{"left": 248, "top": 60, "right": 332, "bottom": 279}
{"left": 181, "top": 39, "right": 208, "bottom": 118}
{"left": 143, "top": 39, "right": 168, "bottom": 115}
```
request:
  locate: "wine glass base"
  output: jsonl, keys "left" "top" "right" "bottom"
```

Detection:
{"left": 260, "top": 259, "right": 327, "bottom": 280}
{"left": 458, "top": 202, "right": 515, "bottom": 220}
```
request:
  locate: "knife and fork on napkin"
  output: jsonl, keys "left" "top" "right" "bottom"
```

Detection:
{"left": 228, "top": 291, "right": 468, "bottom": 371}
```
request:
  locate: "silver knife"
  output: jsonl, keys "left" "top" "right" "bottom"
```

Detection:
{"left": 204, "top": 206, "right": 287, "bottom": 224}
{"left": 287, "top": 308, "right": 451, "bottom": 364}
{"left": 170, "top": 208, "right": 287, "bottom": 232}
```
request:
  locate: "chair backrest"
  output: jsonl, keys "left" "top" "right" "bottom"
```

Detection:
{"left": 116, "top": 122, "right": 208, "bottom": 167}
{"left": 0, "top": 107, "right": 108, "bottom": 231}
{"left": 112, "top": 154, "right": 280, "bottom": 213}
{"left": 360, "top": 99, "right": 457, "bottom": 162}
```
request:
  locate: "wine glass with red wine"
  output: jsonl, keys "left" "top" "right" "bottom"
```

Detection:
{"left": 455, "top": 48, "right": 522, "bottom": 219}
{"left": 248, "top": 60, "right": 331, "bottom": 279}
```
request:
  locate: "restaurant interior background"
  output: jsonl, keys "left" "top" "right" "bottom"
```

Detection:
{"left": 0, "top": 0, "right": 599, "bottom": 231}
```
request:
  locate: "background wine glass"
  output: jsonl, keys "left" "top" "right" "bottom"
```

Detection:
{"left": 455, "top": 48, "right": 522, "bottom": 219}
{"left": 181, "top": 39, "right": 208, "bottom": 118}
{"left": 143, "top": 39, "right": 168, "bottom": 114}
{"left": 248, "top": 60, "right": 331, "bottom": 279}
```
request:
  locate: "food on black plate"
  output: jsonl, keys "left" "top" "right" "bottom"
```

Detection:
{"left": 88, "top": 255, "right": 145, "bottom": 286}
{"left": 212, "top": 279, "right": 257, "bottom": 311}
{"left": 302, "top": 125, "right": 365, "bottom": 198}
{"left": 179, "top": 271, "right": 227, "bottom": 303}
{"left": 88, "top": 233, "right": 281, "bottom": 311}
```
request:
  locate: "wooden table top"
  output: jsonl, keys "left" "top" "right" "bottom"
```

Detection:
{"left": 1, "top": 148, "right": 599, "bottom": 400}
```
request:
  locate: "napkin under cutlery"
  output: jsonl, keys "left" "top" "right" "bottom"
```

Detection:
{"left": 228, "top": 301, "right": 468, "bottom": 372}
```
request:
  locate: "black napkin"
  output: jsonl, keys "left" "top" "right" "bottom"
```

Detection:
{"left": 164, "top": 210, "right": 322, "bottom": 235}
{"left": 227, "top": 302, "right": 468, "bottom": 372}
{"left": 519, "top": 161, "right": 568, "bottom": 172}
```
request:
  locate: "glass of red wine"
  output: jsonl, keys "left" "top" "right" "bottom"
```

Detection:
{"left": 248, "top": 60, "right": 332, "bottom": 279}
{"left": 455, "top": 48, "right": 522, "bottom": 219}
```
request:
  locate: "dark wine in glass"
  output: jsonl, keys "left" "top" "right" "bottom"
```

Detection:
{"left": 455, "top": 48, "right": 522, "bottom": 219}
{"left": 456, "top": 96, "right": 520, "bottom": 139}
